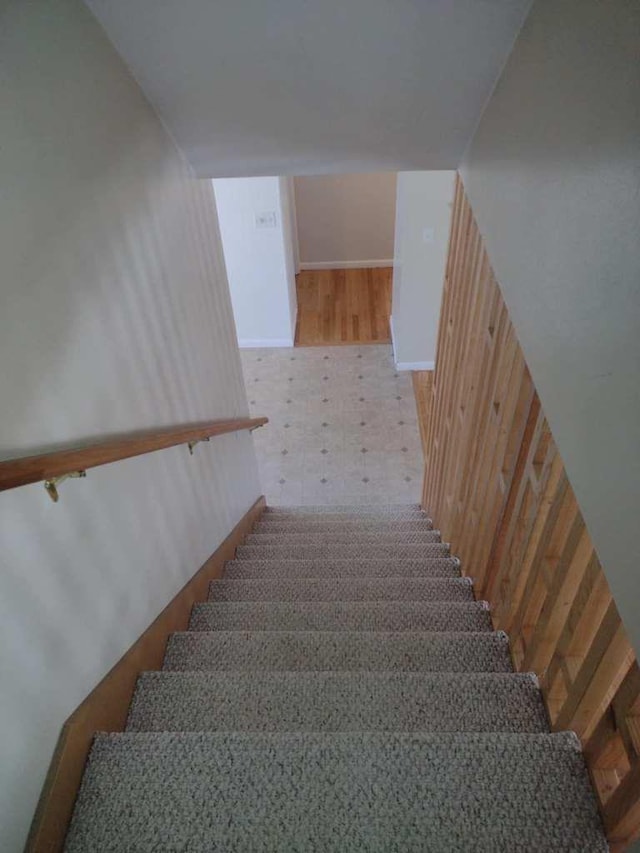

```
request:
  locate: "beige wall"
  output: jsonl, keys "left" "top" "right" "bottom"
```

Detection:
{"left": 0, "top": 1, "right": 260, "bottom": 848}
{"left": 294, "top": 173, "right": 396, "bottom": 267}
{"left": 461, "top": 0, "right": 640, "bottom": 658}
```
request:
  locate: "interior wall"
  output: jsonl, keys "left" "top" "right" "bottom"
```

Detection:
{"left": 279, "top": 177, "right": 300, "bottom": 331}
{"left": 0, "top": 2, "right": 261, "bottom": 849}
{"left": 85, "top": 0, "right": 532, "bottom": 178}
{"left": 294, "top": 173, "right": 397, "bottom": 267}
{"left": 214, "top": 177, "right": 297, "bottom": 347}
{"left": 391, "top": 171, "right": 455, "bottom": 369}
{"left": 460, "top": 0, "right": 640, "bottom": 657}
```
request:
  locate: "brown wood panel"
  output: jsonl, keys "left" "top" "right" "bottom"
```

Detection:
{"left": 26, "top": 495, "right": 266, "bottom": 853}
{"left": 411, "top": 370, "right": 433, "bottom": 461}
{"left": 422, "top": 174, "right": 640, "bottom": 849}
{"left": 0, "top": 418, "right": 268, "bottom": 493}
{"left": 294, "top": 267, "right": 392, "bottom": 346}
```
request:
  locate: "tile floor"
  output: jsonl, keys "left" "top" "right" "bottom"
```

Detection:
{"left": 242, "top": 344, "right": 424, "bottom": 506}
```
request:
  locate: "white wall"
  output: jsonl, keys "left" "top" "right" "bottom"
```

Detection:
{"left": 214, "top": 177, "right": 297, "bottom": 347}
{"left": 461, "top": 0, "right": 640, "bottom": 657}
{"left": 85, "top": 0, "right": 531, "bottom": 177}
{"left": 0, "top": 2, "right": 261, "bottom": 849}
{"left": 294, "top": 173, "right": 397, "bottom": 268}
{"left": 391, "top": 172, "right": 456, "bottom": 370}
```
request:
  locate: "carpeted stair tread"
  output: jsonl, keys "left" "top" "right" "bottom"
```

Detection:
{"left": 245, "top": 530, "right": 442, "bottom": 545}
{"left": 164, "top": 631, "right": 511, "bottom": 672}
{"left": 253, "top": 518, "right": 434, "bottom": 532}
{"left": 65, "top": 731, "right": 607, "bottom": 852}
{"left": 208, "top": 576, "right": 474, "bottom": 602}
{"left": 265, "top": 503, "right": 424, "bottom": 515}
{"left": 126, "top": 671, "right": 549, "bottom": 733}
{"left": 189, "top": 600, "right": 491, "bottom": 632}
{"left": 223, "top": 557, "right": 462, "bottom": 579}
{"left": 264, "top": 511, "right": 430, "bottom": 523}
{"left": 237, "top": 542, "right": 450, "bottom": 559}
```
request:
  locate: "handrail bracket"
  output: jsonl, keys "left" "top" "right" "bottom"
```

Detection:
{"left": 187, "top": 437, "right": 210, "bottom": 455}
{"left": 44, "top": 470, "right": 87, "bottom": 503}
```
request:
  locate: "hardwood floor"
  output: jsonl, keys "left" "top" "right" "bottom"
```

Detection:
{"left": 294, "top": 267, "right": 392, "bottom": 346}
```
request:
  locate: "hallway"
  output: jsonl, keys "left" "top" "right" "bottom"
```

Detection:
{"left": 294, "top": 267, "right": 392, "bottom": 346}
{"left": 242, "top": 344, "right": 423, "bottom": 505}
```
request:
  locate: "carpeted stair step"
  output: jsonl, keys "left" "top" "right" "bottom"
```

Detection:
{"left": 265, "top": 503, "right": 424, "bottom": 515}
{"left": 253, "top": 518, "right": 434, "bottom": 532}
{"left": 244, "top": 530, "right": 442, "bottom": 545}
{"left": 164, "top": 631, "right": 511, "bottom": 672}
{"left": 126, "top": 671, "right": 549, "bottom": 734}
{"left": 264, "top": 508, "right": 428, "bottom": 522}
{"left": 223, "top": 557, "right": 462, "bottom": 579}
{"left": 189, "top": 600, "right": 490, "bottom": 632}
{"left": 65, "top": 731, "right": 607, "bottom": 852}
{"left": 236, "top": 542, "right": 450, "bottom": 559}
{"left": 208, "top": 576, "right": 474, "bottom": 602}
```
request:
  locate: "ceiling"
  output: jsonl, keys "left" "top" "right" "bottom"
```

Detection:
{"left": 85, "top": 0, "right": 531, "bottom": 178}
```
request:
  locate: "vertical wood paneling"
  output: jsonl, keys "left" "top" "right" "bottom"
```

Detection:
{"left": 423, "top": 175, "right": 640, "bottom": 850}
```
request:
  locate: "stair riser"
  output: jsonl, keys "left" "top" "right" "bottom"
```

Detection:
{"left": 223, "top": 558, "right": 461, "bottom": 579}
{"left": 253, "top": 519, "right": 434, "bottom": 532}
{"left": 127, "top": 672, "right": 548, "bottom": 734}
{"left": 265, "top": 505, "right": 422, "bottom": 515}
{"left": 164, "top": 632, "right": 511, "bottom": 672}
{"left": 245, "top": 531, "right": 442, "bottom": 545}
{"left": 189, "top": 602, "right": 490, "bottom": 632}
{"left": 236, "top": 544, "right": 451, "bottom": 559}
{"left": 208, "top": 577, "right": 474, "bottom": 602}
{"left": 264, "top": 512, "right": 428, "bottom": 522}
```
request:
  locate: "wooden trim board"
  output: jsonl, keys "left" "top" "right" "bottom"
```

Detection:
{"left": 26, "top": 495, "right": 266, "bottom": 853}
{"left": 411, "top": 371, "right": 433, "bottom": 463}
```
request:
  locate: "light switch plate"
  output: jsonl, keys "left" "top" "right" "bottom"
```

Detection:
{"left": 255, "top": 210, "right": 277, "bottom": 229}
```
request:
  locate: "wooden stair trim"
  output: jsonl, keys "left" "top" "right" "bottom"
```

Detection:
{"left": 26, "top": 495, "right": 266, "bottom": 853}
{"left": 421, "top": 173, "right": 640, "bottom": 850}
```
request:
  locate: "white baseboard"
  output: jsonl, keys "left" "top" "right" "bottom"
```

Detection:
{"left": 237, "top": 337, "right": 294, "bottom": 349}
{"left": 395, "top": 360, "right": 435, "bottom": 372}
{"left": 299, "top": 260, "right": 393, "bottom": 270}
{"left": 390, "top": 315, "right": 434, "bottom": 371}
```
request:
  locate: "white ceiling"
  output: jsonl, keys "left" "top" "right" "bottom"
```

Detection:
{"left": 85, "top": 0, "right": 531, "bottom": 178}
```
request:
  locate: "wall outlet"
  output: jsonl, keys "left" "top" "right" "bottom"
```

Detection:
{"left": 255, "top": 210, "right": 277, "bottom": 229}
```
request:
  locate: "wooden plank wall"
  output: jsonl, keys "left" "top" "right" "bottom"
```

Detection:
{"left": 423, "top": 174, "right": 640, "bottom": 850}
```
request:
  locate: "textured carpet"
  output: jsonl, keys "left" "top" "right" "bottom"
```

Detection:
{"left": 245, "top": 530, "right": 443, "bottom": 545}
{"left": 164, "top": 631, "right": 513, "bottom": 671}
{"left": 265, "top": 504, "right": 424, "bottom": 515}
{"left": 66, "top": 503, "right": 607, "bottom": 850}
{"left": 66, "top": 732, "right": 607, "bottom": 852}
{"left": 237, "top": 542, "right": 451, "bottom": 559}
{"left": 189, "top": 600, "right": 492, "bottom": 632}
{"left": 208, "top": 577, "right": 473, "bottom": 602}
{"left": 253, "top": 518, "right": 434, "bottom": 531}
{"left": 223, "top": 557, "right": 462, "bottom": 579}
{"left": 127, "top": 671, "right": 548, "bottom": 733}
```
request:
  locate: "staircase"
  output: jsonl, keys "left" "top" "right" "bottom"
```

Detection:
{"left": 65, "top": 504, "right": 608, "bottom": 851}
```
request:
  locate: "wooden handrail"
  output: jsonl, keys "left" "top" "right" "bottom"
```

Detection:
{"left": 0, "top": 417, "right": 268, "bottom": 494}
